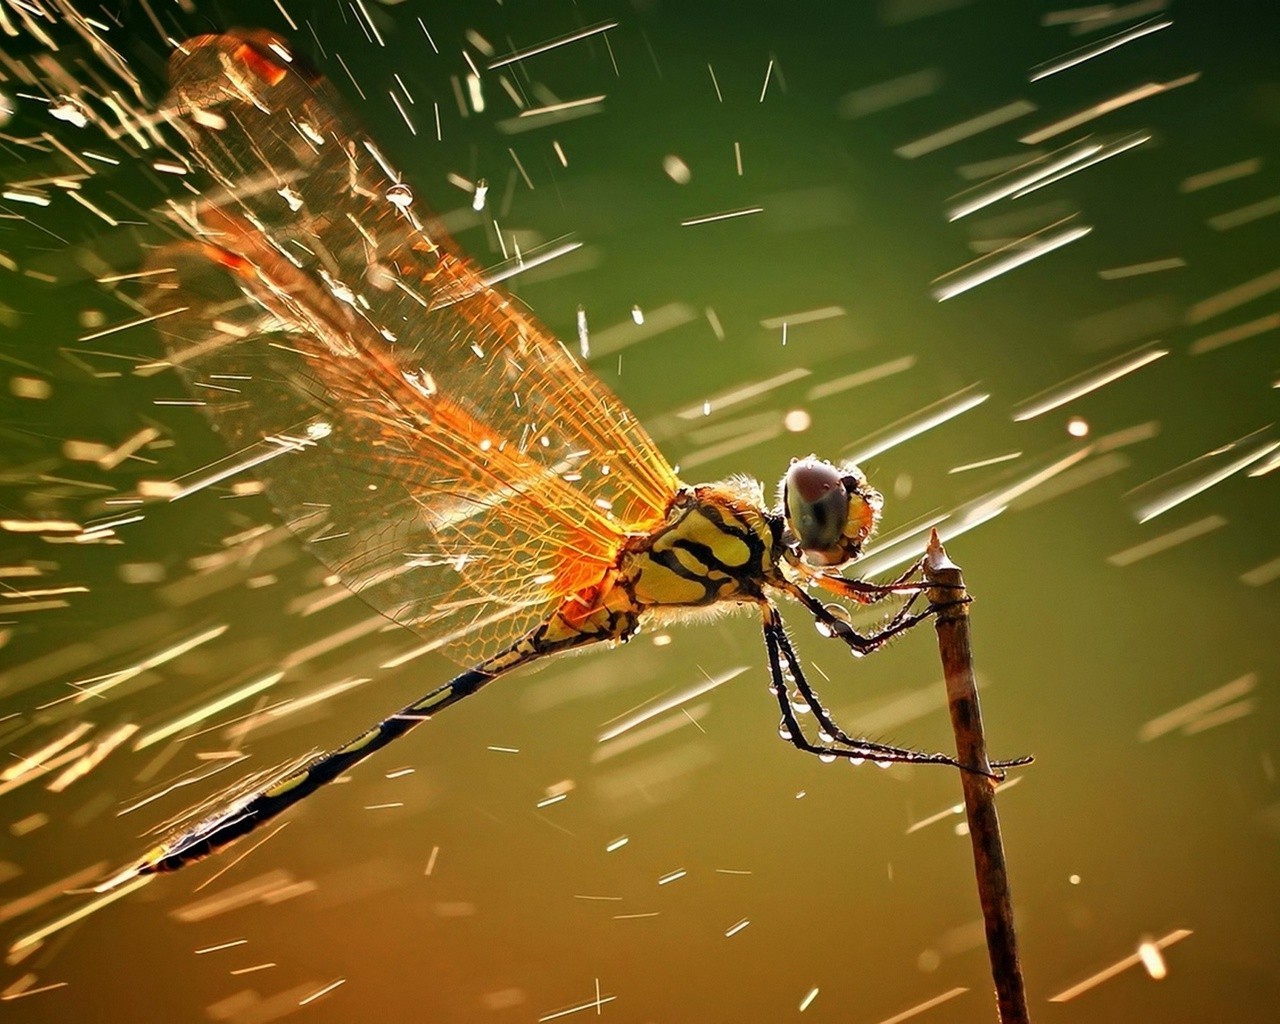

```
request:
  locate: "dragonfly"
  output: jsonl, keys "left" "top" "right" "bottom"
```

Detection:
{"left": 119, "top": 31, "right": 1026, "bottom": 882}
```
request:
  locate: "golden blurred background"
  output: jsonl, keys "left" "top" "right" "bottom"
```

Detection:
{"left": 1, "top": 1, "right": 1277, "bottom": 1021}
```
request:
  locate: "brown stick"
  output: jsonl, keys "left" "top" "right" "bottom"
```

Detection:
{"left": 924, "top": 529, "right": 1031, "bottom": 1024}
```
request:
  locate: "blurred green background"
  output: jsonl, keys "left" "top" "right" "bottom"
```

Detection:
{"left": 1, "top": 1, "right": 1277, "bottom": 1021}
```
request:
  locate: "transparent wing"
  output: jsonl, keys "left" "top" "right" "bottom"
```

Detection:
{"left": 145, "top": 31, "right": 681, "bottom": 662}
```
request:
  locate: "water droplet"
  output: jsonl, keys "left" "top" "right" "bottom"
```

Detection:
{"left": 576, "top": 305, "right": 590, "bottom": 359}
{"left": 662, "top": 154, "right": 691, "bottom": 184}
{"left": 819, "top": 752, "right": 836, "bottom": 764}
{"left": 386, "top": 182, "right": 413, "bottom": 210}
{"left": 778, "top": 726, "right": 792, "bottom": 741}
{"left": 1137, "top": 939, "right": 1167, "bottom": 980}
{"left": 366, "top": 262, "right": 396, "bottom": 291}
{"left": 320, "top": 270, "right": 356, "bottom": 306}
{"left": 401, "top": 368, "right": 437, "bottom": 398}
{"left": 50, "top": 95, "right": 89, "bottom": 128}
{"left": 917, "top": 949, "right": 941, "bottom": 973}
{"left": 783, "top": 408, "right": 811, "bottom": 433}
{"left": 824, "top": 603, "right": 851, "bottom": 624}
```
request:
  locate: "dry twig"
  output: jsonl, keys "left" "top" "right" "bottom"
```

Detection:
{"left": 924, "top": 529, "right": 1031, "bottom": 1024}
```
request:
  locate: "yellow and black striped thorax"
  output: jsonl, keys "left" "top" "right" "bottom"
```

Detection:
{"left": 622, "top": 484, "right": 783, "bottom": 609}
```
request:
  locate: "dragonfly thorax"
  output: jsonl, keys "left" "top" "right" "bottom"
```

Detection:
{"left": 619, "top": 482, "right": 782, "bottom": 611}
{"left": 528, "top": 482, "right": 780, "bottom": 658}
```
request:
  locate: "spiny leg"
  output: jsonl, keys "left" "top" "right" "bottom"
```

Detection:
{"left": 778, "top": 578, "right": 935, "bottom": 657}
{"left": 760, "top": 602, "right": 985, "bottom": 771}
{"left": 814, "top": 556, "right": 927, "bottom": 605}
{"left": 774, "top": 611, "right": 1026, "bottom": 769}
{"left": 772, "top": 612, "right": 937, "bottom": 758}
{"left": 814, "top": 559, "right": 974, "bottom": 641}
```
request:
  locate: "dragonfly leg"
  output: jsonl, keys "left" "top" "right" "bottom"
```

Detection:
{"left": 760, "top": 602, "right": 995, "bottom": 773}
{"left": 760, "top": 603, "right": 1027, "bottom": 775}
{"left": 778, "top": 578, "right": 937, "bottom": 656}
{"left": 815, "top": 557, "right": 927, "bottom": 605}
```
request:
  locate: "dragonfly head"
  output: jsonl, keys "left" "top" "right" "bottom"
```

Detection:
{"left": 781, "top": 456, "right": 883, "bottom": 567}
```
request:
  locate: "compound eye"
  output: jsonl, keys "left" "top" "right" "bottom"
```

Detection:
{"left": 783, "top": 458, "right": 850, "bottom": 564}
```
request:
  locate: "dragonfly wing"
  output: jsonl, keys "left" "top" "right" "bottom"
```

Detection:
{"left": 146, "top": 31, "right": 681, "bottom": 661}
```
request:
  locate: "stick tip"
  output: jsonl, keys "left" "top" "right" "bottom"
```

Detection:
{"left": 925, "top": 528, "right": 956, "bottom": 572}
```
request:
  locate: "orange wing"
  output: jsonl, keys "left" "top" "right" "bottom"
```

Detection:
{"left": 145, "top": 31, "right": 682, "bottom": 662}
